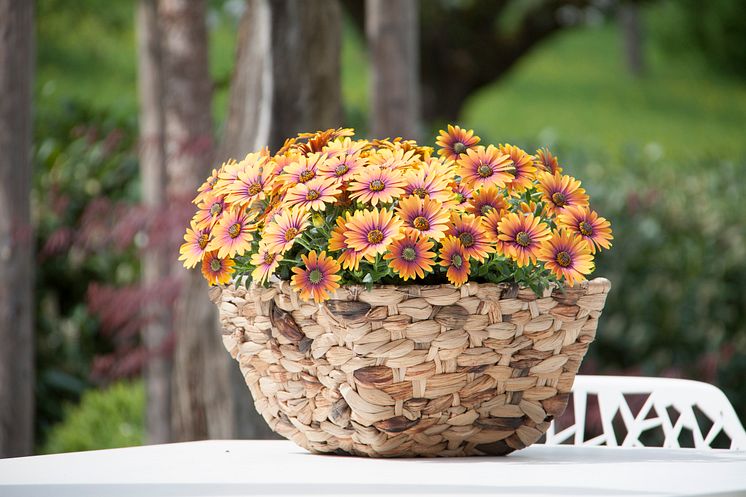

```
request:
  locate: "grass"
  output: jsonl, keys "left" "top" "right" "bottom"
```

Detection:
{"left": 462, "top": 18, "right": 746, "bottom": 162}
{"left": 37, "top": 3, "right": 746, "bottom": 164}
{"left": 36, "top": 0, "right": 238, "bottom": 124}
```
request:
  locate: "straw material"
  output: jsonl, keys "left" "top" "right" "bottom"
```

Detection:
{"left": 211, "top": 278, "right": 611, "bottom": 457}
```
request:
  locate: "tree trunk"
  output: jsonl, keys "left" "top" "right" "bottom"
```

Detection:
{"left": 223, "top": 0, "right": 343, "bottom": 156}
{"left": 158, "top": 0, "right": 234, "bottom": 441}
{"left": 218, "top": 0, "right": 343, "bottom": 438}
{"left": 618, "top": 2, "right": 645, "bottom": 77}
{"left": 0, "top": 0, "right": 35, "bottom": 458}
{"left": 366, "top": 0, "right": 420, "bottom": 139}
{"left": 345, "top": 0, "right": 594, "bottom": 123}
{"left": 136, "top": 0, "right": 172, "bottom": 445}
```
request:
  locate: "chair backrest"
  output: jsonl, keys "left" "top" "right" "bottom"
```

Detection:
{"left": 544, "top": 375, "right": 746, "bottom": 450}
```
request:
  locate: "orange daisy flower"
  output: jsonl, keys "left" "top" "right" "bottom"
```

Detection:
{"left": 538, "top": 230, "right": 594, "bottom": 286}
{"left": 285, "top": 177, "right": 341, "bottom": 212}
{"left": 178, "top": 221, "right": 211, "bottom": 269}
{"left": 481, "top": 208, "right": 508, "bottom": 255}
{"left": 436, "top": 124, "right": 481, "bottom": 161}
{"left": 467, "top": 187, "right": 508, "bottom": 217}
{"left": 402, "top": 158, "right": 454, "bottom": 204}
{"left": 193, "top": 194, "right": 225, "bottom": 230}
{"left": 534, "top": 147, "right": 562, "bottom": 174}
{"left": 262, "top": 208, "right": 310, "bottom": 254}
{"left": 214, "top": 157, "right": 245, "bottom": 185}
{"left": 290, "top": 250, "right": 342, "bottom": 303}
{"left": 447, "top": 213, "right": 494, "bottom": 263}
{"left": 201, "top": 251, "right": 235, "bottom": 286}
{"left": 250, "top": 245, "right": 281, "bottom": 284}
{"left": 537, "top": 171, "right": 589, "bottom": 215}
{"left": 556, "top": 206, "right": 613, "bottom": 254}
{"left": 497, "top": 212, "right": 552, "bottom": 267}
{"left": 348, "top": 166, "right": 407, "bottom": 206}
{"left": 450, "top": 180, "right": 473, "bottom": 210}
{"left": 193, "top": 168, "right": 220, "bottom": 205}
{"left": 396, "top": 195, "right": 450, "bottom": 241}
{"left": 343, "top": 208, "right": 404, "bottom": 260}
{"left": 221, "top": 159, "right": 271, "bottom": 208}
{"left": 457, "top": 145, "right": 514, "bottom": 190}
{"left": 207, "top": 206, "right": 255, "bottom": 258}
{"left": 318, "top": 153, "right": 366, "bottom": 182}
{"left": 367, "top": 147, "right": 419, "bottom": 170}
{"left": 384, "top": 233, "right": 436, "bottom": 281}
{"left": 439, "top": 236, "right": 470, "bottom": 287}
{"left": 328, "top": 213, "right": 365, "bottom": 271}
{"left": 277, "top": 153, "right": 324, "bottom": 187}
{"left": 324, "top": 137, "right": 368, "bottom": 158}
{"left": 501, "top": 144, "right": 537, "bottom": 193}
{"left": 291, "top": 128, "right": 355, "bottom": 155}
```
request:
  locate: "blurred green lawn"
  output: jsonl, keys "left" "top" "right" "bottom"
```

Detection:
{"left": 36, "top": 2, "right": 746, "bottom": 162}
{"left": 462, "top": 22, "right": 746, "bottom": 162}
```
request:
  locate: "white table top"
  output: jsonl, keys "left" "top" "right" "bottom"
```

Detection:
{"left": 1, "top": 440, "right": 745, "bottom": 497}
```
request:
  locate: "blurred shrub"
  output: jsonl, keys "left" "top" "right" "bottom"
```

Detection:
{"left": 651, "top": 0, "right": 746, "bottom": 79}
{"left": 43, "top": 381, "right": 144, "bottom": 454}
{"left": 33, "top": 101, "right": 141, "bottom": 445}
{"left": 566, "top": 147, "right": 746, "bottom": 421}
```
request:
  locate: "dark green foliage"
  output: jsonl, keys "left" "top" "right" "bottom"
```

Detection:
{"left": 562, "top": 148, "right": 746, "bottom": 421}
{"left": 652, "top": 0, "right": 746, "bottom": 79}
{"left": 33, "top": 102, "right": 141, "bottom": 447}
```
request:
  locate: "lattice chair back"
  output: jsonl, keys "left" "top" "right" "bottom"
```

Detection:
{"left": 544, "top": 376, "right": 746, "bottom": 450}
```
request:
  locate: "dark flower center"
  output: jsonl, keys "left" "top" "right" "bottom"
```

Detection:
{"left": 306, "top": 189, "right": 320, "bottom": 201}
{"left": 478, "top": 164, "right": 493, "bottom": 178}
{"left": 284, "top": 227, "right": 299, "bottom": 241}
{"left": 198, "top": 233, "right": 209, "bottom": 249}
{"left": 412, "top": 187, "right": 428, "bottom": 198}
{"left": 551, "top": 192, "right": 567, "bottom": 207}
{"left": 556, "top": 251, "right": 572, "bottom": 267}
{"left": 370, "top": 179, "right": 385, "bottom": 192}
{"left": 459, "top": 232, "right": 475, "bottom": 248}
{"left": 248, "top": 183, "right": 262, "bottom": 196}
{"left": 334, "top": 163, "right": 349, "bottom": 176}
{"left": 210, "top": 202, "right": 223, "bottom": 216}
{"left": 210, "top": 259, "right": 222, "bottom": 272}
{"left": 367, "top": 229, "right": 384, "bottom": 244}
{"left": 453, "top": 142, "right": 467, "bottom": 154}
{"left": 452, "top": 254, "right": 463, "bottom": 268}
{"left": 308, "top": 268, "right": 323, "bottom": 284}
{"left": 263, "top": 252, "right": 275, "bottom": 265}
{"left": 402, "top": 247, "right": 417, "bottom": 262}
{"left": 480, "top": 204, "right": 494, "bottom": 216}
{"left": 413, "top": 216, "right": 430, "bottom": 231}
{"left": 228, "top": 223, "right": 241, "bottom": 238}
{"left": 579, "top": 221, "right": 593, "bottom": 236}
{"left": 515, "top": 231, "right": 531, "bottom": 247}
{"left": 299, "top": 170, "right": 315, "bottom": 183}
{"left": 455, "top": 193, "right": 465, "bottom": 203}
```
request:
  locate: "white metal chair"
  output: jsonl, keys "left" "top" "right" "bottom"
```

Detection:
{"left": 543, "top": 375, "right": 746, "bottom": 450}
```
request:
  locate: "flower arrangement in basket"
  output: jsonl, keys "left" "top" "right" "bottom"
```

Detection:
{"left": 179, "top": 126, "right": 613, "bottom": 457}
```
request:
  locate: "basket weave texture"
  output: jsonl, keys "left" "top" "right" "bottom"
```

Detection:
{"left": 212, "top": 278, "right": 610, "bottom": 457}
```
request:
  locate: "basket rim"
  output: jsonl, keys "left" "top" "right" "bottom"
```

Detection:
{"left": 215, "top": 276, "right": 611, "bottom": 301}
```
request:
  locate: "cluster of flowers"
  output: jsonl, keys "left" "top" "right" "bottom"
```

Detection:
{"left": 179, "top": 126, "right": 612, "bottom": 302}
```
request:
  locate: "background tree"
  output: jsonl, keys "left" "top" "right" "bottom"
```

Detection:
{"left": 136, "top": 0, "right": 171, "bottom": 444}
{"left": 0, "top": 0, "right": 35, "bottom": 457}
{"left": 219, "top": 0, "right": 343, "bottom": 438}
{"left": 157, "top": 0, "right": 235, "bottom": 442}
{"left": 366, "top": 0, "right": 420, "bottom": 139}
{"left": 346, "top": 0, "right": 595, "bottom": 123}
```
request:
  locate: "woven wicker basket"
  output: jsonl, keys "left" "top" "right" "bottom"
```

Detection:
{"left": 211, "top": 277, "right": 610, "bottom": 457}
